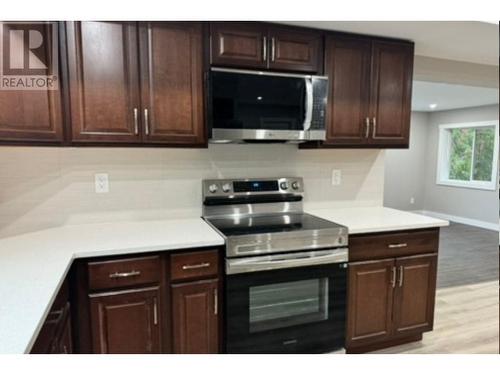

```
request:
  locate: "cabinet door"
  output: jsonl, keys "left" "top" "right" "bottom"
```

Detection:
{"left": 393, "top": 254, "right": 437, "bottom": 336}
{"left": 89, "top": 286, "right": 161, "bottom": 354}
{"left": 171, "top": 279, "right": 219, "bottom": 353}
{"left": 210, "top": 22, "right": 267, "bottom": 69}
{"left": 65, "top": 21, "right": 142, "bottom": 143}
{"left": 58, "top": 306, "right": 73, "bottom": 354}
{"left": 323, "top": 36, "right": 371, "bottom": 146}
{"left": 139, "top": 22, "right": 205, "bottom": 145}
{"left": 369, "top": 41, "right": 413, "bottom": 147}
{"left": 346, "top": 259, "right": 395, "bottom": 348}
{"left": 268, "top": 28, "right": 322, "bottom": 73}
{"left": 0, "top": 21, "right": 63, "bottom": 143}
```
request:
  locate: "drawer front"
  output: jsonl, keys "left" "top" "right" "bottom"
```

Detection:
{"left": 349, "top": 229, "right": 439, "bottom": 262}
{"left": 170, "top": 250, "right": 219, "bottom": 282}
{"left": 88, "top": 255, "right": 161, "bottom": 291}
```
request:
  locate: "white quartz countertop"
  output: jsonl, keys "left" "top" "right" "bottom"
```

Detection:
{"left": 0, "top": 218, "right": 224, "bottom": 354}
{"left": 309, "top": 206, "right": 449, "bottom": 234}
{"left": 0, "top": 206, "right": 448, "bottom": 354}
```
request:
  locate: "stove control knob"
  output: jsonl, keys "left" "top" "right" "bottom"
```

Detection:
{"left": 208, "top": 184, "right": 218, "bottom": 194}
{"left": 291, "top": 181, "right": 300, "bottom": 190}
{"left": 222, "top": 183, "right": 231, "bottom": 193}
{"left": 280, "top": 181, "right": 289, "bottom": 190}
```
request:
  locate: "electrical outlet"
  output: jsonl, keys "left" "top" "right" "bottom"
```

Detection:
{"left": 410, "top": 197, "right": 415, "bottom": 205}
{"left": 331, "top": 169, "right": 342, "bottom": 186}
{"left": 95, "top": 173, "right": 109, "bottom": 193}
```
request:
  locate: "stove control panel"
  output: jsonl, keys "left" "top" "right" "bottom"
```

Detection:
{"left": 202, "top": 177, "right": 304, "bottom": 198}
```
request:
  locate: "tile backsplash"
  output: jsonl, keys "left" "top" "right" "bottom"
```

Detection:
{"left": 0, "top": 145, "right": 385, "bottom": 237}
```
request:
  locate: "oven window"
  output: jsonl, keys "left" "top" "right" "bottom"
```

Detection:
{"left": 249, "top": 278, "right": 329, "bottom": 333}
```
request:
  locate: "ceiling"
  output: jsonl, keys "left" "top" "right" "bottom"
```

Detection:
{"left": 279, "top": 21, "right": 499, "bottom": 66}
{"left": 412, "top": 81, "right": 499, "bottom": 112}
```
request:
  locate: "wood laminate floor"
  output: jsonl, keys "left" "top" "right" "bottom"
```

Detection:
{"left": 373, "top": 222, "right": 499, "bottom": 354}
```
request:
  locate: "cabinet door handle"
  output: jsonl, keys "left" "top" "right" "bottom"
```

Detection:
{"left": 391, "top": 266, "right": 396, "bottom": 288}
{"left": 133, "top": 107, "right": 139, "bottom": 135}
{"left": 182, "top": 262, "right": 210, "bottom": 270}
{"left": 214, "top": 288, "right": 218, "bottom": 315}
{"left": 271, "top": 37, "right": 276, "bottom": 62}
{"left": 144, "top": 108, "right": 149, "bottom": 135}
{"left": 109, "top": 270, "right": 141, "bottom": 279}
{"left": 388, "top": 243, "right": 408, "bottom": 248}
{"left": 365, "top": 117, "right": 370, "bottom": 138}
{"left": 372, "top": 117, "right": 377, "bottom": 138}
{"left": 262, "top": 36, "right": 267, "bottom": 61}
{"left": 398, "top": 266, "right": 404, "bottom": 287}
{"left": 153, "top": 297, "right": 158, "bottom": 325}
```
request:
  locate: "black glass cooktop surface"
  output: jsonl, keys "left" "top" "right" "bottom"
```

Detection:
{"left": 205, "top": 213, "right": 342, "bottom": 237}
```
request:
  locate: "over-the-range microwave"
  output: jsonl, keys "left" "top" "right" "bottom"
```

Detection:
{"left": 208, "top": 68, "right": 328, "bottom": 143}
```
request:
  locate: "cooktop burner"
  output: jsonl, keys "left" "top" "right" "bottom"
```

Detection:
{"left": 205, "top": 213, "right": 343, "bottom": 237}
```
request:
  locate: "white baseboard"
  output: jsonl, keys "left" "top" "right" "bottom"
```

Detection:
{"left": 415, "top": 210, "right": 499, "bottom": 231}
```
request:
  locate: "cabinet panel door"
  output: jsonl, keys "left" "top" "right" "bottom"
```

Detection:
{"left": 171, "top": 279, "right": 219, "bottom": 353}
{"left": 0, "top": 22, "right": 63, "bottom": 143}
{"left": 393, "top": 254, "right": 437, "bottom": 336}
{"left": 369, "top": 41, "right": 413, "bottom": 146}
{"left": 210, "top": 23, "right": 267, "bottom": 69}
{"left": 346, "top": 259, "right": 395, "bottom": 348}
{"left": 268, "top": 28, "right": 322, "bottom": 73}
{"left": 66, "top": 21, "right": 142, "bottom": 143}
{"left": 139, "top": 22, "right": 205, "bottom": 145}
{"left": 324, "top": 36, "right": 371, "bottom": 145}
{"left": 89, "top": 286, "right": 161, "bottom": 354}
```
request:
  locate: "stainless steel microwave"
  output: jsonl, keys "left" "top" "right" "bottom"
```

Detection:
{"left": 208, "top": 68, "right": 328, "bottom": 143}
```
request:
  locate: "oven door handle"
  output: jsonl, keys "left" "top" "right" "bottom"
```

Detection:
{"left": 226, "top": 248, "right": 348, "bottom": 275}
{"left": 303, "top": 77, "right": 313, "bottom": 131}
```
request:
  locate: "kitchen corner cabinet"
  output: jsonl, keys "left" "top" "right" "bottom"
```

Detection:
{"left": 321, "top": 36, "right": 413, "bottom": 148}
{"left": 30, "top": 280, "right": 73, "bottom": 354}
{"left": 210, "top": 22, "right": 323, "bottom": 73}
{"left": 346, "top": 229, "right": 438, "bottom": 353}
{"left": 65, "top": 21, "right": 206, "bottom": 146}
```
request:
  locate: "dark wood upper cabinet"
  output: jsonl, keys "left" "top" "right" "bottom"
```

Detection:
{"left": 323, "top": 37, "right": 371, "bottom": 145}
{"left": 0, "top": 22, "right": 64, "bottom": 143}
{"left": 210, "top": 23, "right": 267, "bottom": 69}
{"left": 268, "top": 28, "right": 322, "bottom": 73}
{"left": 369, "top": 41, "right": 413, "bottom": 146}
{"left": 89, "top": 286, "right": 161, "bottom": 354}
{"left": 139, "top": 22, "right": 205, "bottom": 145}
{"left": 210, "top": 23, "right": 322, "bottom": 73}
{"left": 171, "top": 279, "right": 219, "bottom": 354}
{"left": 393, "top": 254, "right": 437, "bottom": 336}
{"left": 346, "top": 259, "right": 395, "bottom": 348}
{"left": 65, "top": 21, "right": 142, "bottom": 143}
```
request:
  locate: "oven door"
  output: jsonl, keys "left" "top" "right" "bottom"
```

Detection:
{"left": 209, "top": 68, "right": 325, "bottom": 143}
{"left": 225, "top": 249, "right": 347, "bottom": 353}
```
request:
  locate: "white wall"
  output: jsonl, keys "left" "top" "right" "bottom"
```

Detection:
{"left": 385, "top": 104, "right": 499, "bottom": 227}
{"left": 423, "top": 105, "right": 499, "bottom": 225}
{"left": 0, "top": 145, "right": 385, "bottom": 238}
{"left": 384, "top": 112, "right": 428, "bottom": 211}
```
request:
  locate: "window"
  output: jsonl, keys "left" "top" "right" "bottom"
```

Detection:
{"left": 437, "top": 121, "right": 499, "bottom": 190}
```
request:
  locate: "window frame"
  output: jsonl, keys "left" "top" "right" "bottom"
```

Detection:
{"left": 436, "top": 120, "right": 499, "bottom": 191}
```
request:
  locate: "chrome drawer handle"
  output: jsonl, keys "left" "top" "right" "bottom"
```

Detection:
{"left": 391, "top": 266, "right": 396, "bottom": 288}
{"left": 398, "top": 266, "right": 404, "bottom": 287}
{"left": 182, "top": 262, "right": 210, "bottom": 270}
{"left": 109, "top": 270, "right": 141, "bottom": 279}
{"left": 388, "top": 243, "right": 408, "bottom": 248}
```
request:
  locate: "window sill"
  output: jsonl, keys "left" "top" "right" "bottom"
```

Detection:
{"left": 436, "top": 180, "right": 497, "bottom": 191}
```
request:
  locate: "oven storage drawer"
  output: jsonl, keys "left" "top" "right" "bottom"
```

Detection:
{"left": 349, "top": 229, "right": 439, "bottom": 262}
{"left": 87, "top": 255, "right": 161, "bottom": 291}
{"left": 170, "top": 250, "right": 219, "bottom": 282}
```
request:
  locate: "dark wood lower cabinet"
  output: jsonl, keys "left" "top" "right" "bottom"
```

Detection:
{"left": 171, "top": 279, "right": 220, "bottom": 354}
{"left": 89, "top": 286, "right": 161, "bottom": 354}
{"left": 346, "top": 230, "right": 439, "bottom": 353}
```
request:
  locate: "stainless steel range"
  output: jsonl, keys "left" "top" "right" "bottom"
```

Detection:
{"left": 202, "top": 177, "right": 348, "bottom": 353}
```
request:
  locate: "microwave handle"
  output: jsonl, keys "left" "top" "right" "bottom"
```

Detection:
{"left": 303, "top": 78, "right": 313, "bottom": 131}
